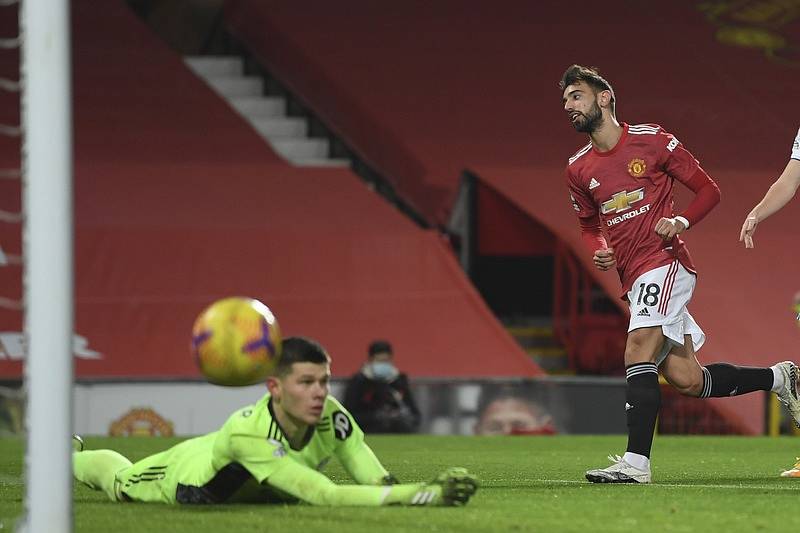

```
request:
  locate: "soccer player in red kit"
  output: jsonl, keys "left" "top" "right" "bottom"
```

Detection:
{"left": 560, "top": 65, "right": 800, "bottom": 484}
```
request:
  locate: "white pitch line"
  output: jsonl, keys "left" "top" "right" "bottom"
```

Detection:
{"left": 533, "top": 479, "right": 800, "bottom": 491}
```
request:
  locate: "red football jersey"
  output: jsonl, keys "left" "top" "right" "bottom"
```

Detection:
{"left": 566, "top": 123, "right": 701, "bottom": 295}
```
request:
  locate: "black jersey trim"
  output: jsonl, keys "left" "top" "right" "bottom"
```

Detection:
{"left": 175, "top": 462, "right": 253, "bottom": 504}
{"left": 266, "top": 398, "right": 316, "bottom": 450}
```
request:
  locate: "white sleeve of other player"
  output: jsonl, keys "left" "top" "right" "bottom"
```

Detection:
{"left": 791, "top": 127, "right": 800, "bottom": 161}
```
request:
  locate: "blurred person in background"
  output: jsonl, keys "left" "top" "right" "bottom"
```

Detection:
{"left": 474, "top": 385, "right": 556, "bottom": 436}
{"left": 344, "top": 340, "right": 421, "bottom": 434}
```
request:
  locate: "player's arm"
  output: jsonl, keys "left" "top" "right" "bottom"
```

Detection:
{"left": 331, "top": 409, "right": 397, "bottom": 485}
{"left": 578, "top": 215, "right": 615, "bottom": 271}
{"left": 740, "top": 159, "right": 800, "bottom": 248}
{"left": 232, "top": 435, "right": 476, "bottom": 506}
{"left": 339, "top": 437, "right": 394, "bottom": 485}
{"left": 657, "top": 135, "right": 721, "bottom": 240}
{"left": 265, "top": 456, "right": 476, "bottom": 506}
{"left": 566, "top": 172, "right": 615, "bottom": 271}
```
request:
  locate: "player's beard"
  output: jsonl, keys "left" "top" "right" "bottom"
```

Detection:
{"left": 572, "top": 101, "right": 603, "bottom": 133}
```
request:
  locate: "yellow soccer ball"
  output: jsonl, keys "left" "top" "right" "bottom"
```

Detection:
{"left": 191, "top": 297, "right": 282, "bottom": 386}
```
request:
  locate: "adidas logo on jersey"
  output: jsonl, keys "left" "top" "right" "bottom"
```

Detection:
{"left": 589, "top": 178, "right": 600, "bottom": 190}
{"left": 637, "top": 308, "right": 650, "bottom": 317}
{"left": 625, "top": 403, "right": 633, "bottom": 411}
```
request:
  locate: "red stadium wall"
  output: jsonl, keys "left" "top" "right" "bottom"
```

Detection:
{"left": 226, "top": 0, "right": 799, "bottom": 225}
{"left": 477, "top": 182, "right": 554, "bottom": 257}
{"left": 0, "top": 0, "right": 542, "bottom": 381}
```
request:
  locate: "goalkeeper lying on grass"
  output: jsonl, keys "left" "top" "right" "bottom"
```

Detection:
{"left": 73, "top": 336, "right": 477, "bottom": 506}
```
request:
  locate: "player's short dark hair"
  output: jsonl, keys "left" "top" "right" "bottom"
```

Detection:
{"left": 368, "top": 340, "right": 393, "bottom": 359}
{"left": 559, "top": 64, "right": 615, "bottom": 113}
{"left": 274, "top": 336, "right": 331, "bottom": 376}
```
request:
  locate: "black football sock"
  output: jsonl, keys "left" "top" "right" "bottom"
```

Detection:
{"left": 699, "top": 363, "right": 774, "bottom": 398}
{"left": 625, "top": 362, "right": 661, "bottom": 459}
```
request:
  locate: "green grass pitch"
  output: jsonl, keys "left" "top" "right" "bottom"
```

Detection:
{"left": 2, "top": 435, "right": 800, "bottom": 532}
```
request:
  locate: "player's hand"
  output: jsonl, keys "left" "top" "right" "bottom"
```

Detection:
{"left": 422, "top": 467, "right": 478, "bottom": 506}
{"left": 739, "top": 213, "right": 758, "bottom": 249}
{"left": 654, "top": 217, "right": 686, "bottom": 241}
{"left": 593, "top": 248, "right": 616, "bottom": 271}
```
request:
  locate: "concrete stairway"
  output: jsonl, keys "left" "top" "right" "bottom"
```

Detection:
{"left": 184, "top": 56, "right": 349, "bottom": 167}
{"left": 504, "top": 318, "right": 570, "bottom": 374}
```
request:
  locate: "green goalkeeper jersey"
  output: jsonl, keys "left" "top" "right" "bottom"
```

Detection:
{"left": 116, "top": 393, "right": 393, "bottom": 505}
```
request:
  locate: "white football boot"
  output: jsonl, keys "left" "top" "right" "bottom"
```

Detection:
{"left": 585, "top": 454, "right": 651, "bottom": 484}
{"left": 780, "top": 458, "right": 800, "bottom": 478}
{"left": 774, "top": 361, "right": 800, "bottom": 427}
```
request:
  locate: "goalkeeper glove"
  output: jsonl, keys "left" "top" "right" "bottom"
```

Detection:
{"left": 410, "top": 467, "right": 478, "bottom": 506}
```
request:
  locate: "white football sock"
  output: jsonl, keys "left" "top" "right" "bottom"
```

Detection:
{"left": 622, "top": 452, "right": 650, "bottom": 471}
{"left": 771, "top": 365, "right": 786, "bottom": 393}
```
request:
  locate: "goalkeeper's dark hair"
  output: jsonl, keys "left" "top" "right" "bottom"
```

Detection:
{"left": 274, "top": 336, "right": 331, "bottom": 376}
{"left": 559, "top": 64, "right": 615, "bottom": 114}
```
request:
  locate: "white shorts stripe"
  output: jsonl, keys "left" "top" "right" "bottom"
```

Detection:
{"left": 658, "top": 261, "right": 678, "bottom": 315}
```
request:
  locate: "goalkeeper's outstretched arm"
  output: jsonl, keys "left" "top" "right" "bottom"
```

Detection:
{"left": 264, "top": 458, "right": 477, "bottom": 507}
{"left": 337, "top": 438, "right": 395, "bottom": 486}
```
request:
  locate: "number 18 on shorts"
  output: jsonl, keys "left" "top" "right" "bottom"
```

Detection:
{"left": 626, "top": 260, "right": 706, "bottom": 355}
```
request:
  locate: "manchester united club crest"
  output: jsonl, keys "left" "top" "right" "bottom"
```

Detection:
{"left": 109, "top": 407, "right": 174, "bottom": 437}
{"left": 628, "top": 158, "right": 647, "bottom": 177}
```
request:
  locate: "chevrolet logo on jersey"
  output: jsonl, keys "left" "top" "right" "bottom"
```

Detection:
{"left": 601, "top": 188, "right": 645, "bottom": 214}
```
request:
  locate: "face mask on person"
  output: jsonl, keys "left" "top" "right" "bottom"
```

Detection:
{"left": 371, "top": 361, "right": 396, "bottom": 381}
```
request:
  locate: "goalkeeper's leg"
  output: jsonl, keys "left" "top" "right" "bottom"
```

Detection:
{"left": 73, "top": 448, "right": 132, "bottom": 502}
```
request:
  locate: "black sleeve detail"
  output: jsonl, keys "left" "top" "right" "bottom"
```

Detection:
{"left": 175, "top": 462, "right": 253, "bottom": 504}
